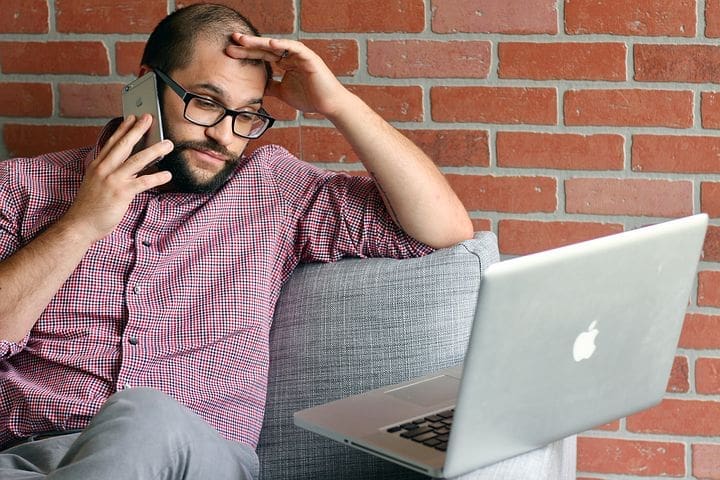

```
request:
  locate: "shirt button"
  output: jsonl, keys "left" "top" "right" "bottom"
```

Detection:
{"left": 133, "top": 285, "right": 141, "bottom": 294}
{"left": 128, "top": 337, "right": 139, "bottom": 345}
{"left": 142, "top": 240, "right": 152, "bottom": 247}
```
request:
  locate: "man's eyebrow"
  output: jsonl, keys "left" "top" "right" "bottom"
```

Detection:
{"left": 193, "top": 82, "right": 263, "bottom": 106}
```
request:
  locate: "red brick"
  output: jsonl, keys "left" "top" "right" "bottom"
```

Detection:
{"left": 702, "top": 182, "right": 720, "bottom": 217}
{"left": 496, "top": 132, "right": 624, "bottom": 170}
{"left": 262, "top": 96, "right": 297, "bottom": 122}
{"left": 177, "top": 0, "right": 295, "bottom": 34}
{"left": 56, "top": 0, "right": 166, "bottom": 34}
{"left": 59, "top": 83, "right": 123, "bottom": 119}
{"left": 297, "top": 127, "right": 357, "bottom": 163}
{"left": 0, "top": 0, "right": 48, "bottom": 33}
{"left": 368, "top": 40, "right": 491, "bottom": 78}
{"left": 565, "top": 178, "right": 693, "bottom": 217}
{"left": 702, "top": 92, "right": 720, "bottom": 129}
{"left": 499, "top": 42, "right": 626, "bottom": 81}
{"left": 346, "top": 85, "right": 423, "bottom": 122}
{"left": 431, "top": 87, "right": 557, "bottom": 125}
{"left": 577, "top": 437, "right": 685, "bottom": 476}
{"left": 565, "top": 0, "right": 695, "bottom": 36}
{"left": 447, "top": 175, "right": 557, "bottom": 213}
{"left": 693, "top": 443, "right": 720, "bottom": 479}
{"left": 0, "top": 41, "right": 109, "bottom": 75}
{"left": 302, "top": 39, "right": 358, "bottom": 76}
{"left": 594, "top": 420, "right": 620, "bottom": 431}
{"left": 4, "top": 124, "right": 103, "bottom": 158}
{"left": 668, "top": 356, "right": 690, "bottom": 393}
{"left": 708, "top": 0, "right": 720, "bottom": 38}
{"left": 635, "top": 44, "right": 720, "bottom": 83}
{"left": 245, "top": 127, "right": 301, "bottom": 158}
{"left": 633, "top": 135, "right": 720, "bottom": 174}
{"left": 115, "top": 42, "right": 145, "bottom": 76}
{"left": 704, "top": 225, "right": 720, "bottom": 262}
{"left": 564, "top": 89, "right": 693, "bottom": 128}
{"left": 697, "top": 357, "right": 720, "bottom": 394}
{"left": 699, "top": 271, "right": 720, "bottom": 307}
{"left": 497, "top": 219, "right": 623, "bottom": 255}
{"left": 301, "top": 0, "right": 424, "bottom": 32}
{"left": 471, "top": 218, "right": 492, "bottom": 233}
{"left": 296, "top": 127, "right": 488, "bottom": 167}
{"left": 679, "top": 313, "right": 720, "bottom": 349}
{"left": 432, "top": 0, "right": 557, "bottom": 34}
{"left": 0, "top": 83, "right": 52, "bottom": 117}
{"left": 627, "top": 398, "right": 720, "bottom": 436}
{"left": 402, "top": 130, "right": 489, "bottom": 167}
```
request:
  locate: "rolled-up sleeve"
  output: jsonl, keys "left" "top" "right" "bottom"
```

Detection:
{"left": 0, "top": 161, "right": 28, "bottom": 358}
{"left": 262, "top": 146, "right": 434, "bottom": 263}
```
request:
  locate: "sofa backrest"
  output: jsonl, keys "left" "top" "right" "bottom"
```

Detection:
{"left": 258, "top": 232, "right": 500, "bottom": 480}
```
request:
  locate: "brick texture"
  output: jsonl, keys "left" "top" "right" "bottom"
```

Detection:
{"left": 635, "top": 44, "right": 720, "bottom": 83}
{"left": 498, "top": 42, "right": 626, "bottom": 81}
{"left": 4, "top": 2, "right": 720, "bottom": 478}
{"left": 577, "top": 437, "right": 685, "bottom": 476}
{"left": 1, "top": 0, "right": 49, "bottom": 33}
{"left": 565, "top": 0, "right": 695, "bottom": 36}
{"left": 431, "top": 87, "right": 557, "bottom": 124}
{"left": 565, "top": 178, "right": 693, "bottom": 217}
{"left": 432, "top": 0, "right": 558, "bottom": 34}
{"left": 368, "top": 40, "right": 491, "bottom": 79}
{"left": 564, "top": 89, "right": 693, "bottom": 128}
{"left": 55, "top": 0, "right": 167, "bottom": 33}
{"left": 496, "top": 132, "right": 624, "bottom": 170}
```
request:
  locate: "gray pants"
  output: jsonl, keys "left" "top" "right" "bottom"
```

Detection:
{"left": 0, "top": 388, "right": 259, "bottom": 480}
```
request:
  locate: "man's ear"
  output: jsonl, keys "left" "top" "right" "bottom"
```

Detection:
{"left": 138, "top": 65, "right": 151, "bottom": 77}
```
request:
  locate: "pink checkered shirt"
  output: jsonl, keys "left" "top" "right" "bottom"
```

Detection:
{"left": 0, "top": 119, "right": 432, "bottom": 451}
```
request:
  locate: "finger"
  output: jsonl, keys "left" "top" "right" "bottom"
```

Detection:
{"left": 94, "top": 114, "right": 140, "bottom": 164}
{"left": 94, "top": 114, "right": 154, "bottom": 171}
{"left": 229, "top": 34, "right": 295, "bottom": 61}
{"left": 120, "top": 139, "right": 174, "bottom": 176}
{"left": 130, "top": 169, "right": 173, "bottom": 195}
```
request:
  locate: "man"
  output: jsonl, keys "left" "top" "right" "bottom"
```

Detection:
{"left": 0, "top": 3, "right": 472, "bottom": 479}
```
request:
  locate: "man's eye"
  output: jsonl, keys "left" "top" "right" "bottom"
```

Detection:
{"left": 195, "top": 98, "right": 219, "bottom": 110}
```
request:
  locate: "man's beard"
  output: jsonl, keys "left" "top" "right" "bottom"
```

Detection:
{"left": 155, "top": 139, "right": 241, "bottom": 194}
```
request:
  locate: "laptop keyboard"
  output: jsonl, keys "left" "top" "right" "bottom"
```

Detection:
{"left": 386, "top": 409, "right": 454, "bottom": 451}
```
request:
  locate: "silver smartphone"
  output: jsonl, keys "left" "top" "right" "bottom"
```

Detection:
{"left": 121, "top": 72, "right": 164, "bottom": 147}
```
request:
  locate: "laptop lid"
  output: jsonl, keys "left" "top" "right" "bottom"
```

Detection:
{"left": 444, "top": 213, "right": 707, "bottom": 476}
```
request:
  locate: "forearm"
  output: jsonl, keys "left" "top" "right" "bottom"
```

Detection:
{"left": 0, "top": 219, "right": 95, "bottom": 342}
{"left": 325, "top": 92, "right": 473, "bottom": 248}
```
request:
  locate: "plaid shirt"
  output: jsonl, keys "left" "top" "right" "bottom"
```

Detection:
{"left": 0, "top": 119, "right": 432, "bottom": 450}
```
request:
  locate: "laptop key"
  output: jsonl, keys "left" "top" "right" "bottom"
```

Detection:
{"left": 423, "top": 438, "right": 442, "bottom": 447}
{"left": 411, "top": 431, "right": 438, "bottom": 443}
{"left": 435, "top": 442, "right": 448, "bottom": 451}
{"left": 400, "top": 426, "right": 434, "bottom": 439}
{"left": 425, "top": 415, "right": 443, "bottom": 423}
{"left": 387, "top": 426, "right": 403, "bottom": 433}
{"left": 400, "top": 423, "right": 418, "bottom": 430}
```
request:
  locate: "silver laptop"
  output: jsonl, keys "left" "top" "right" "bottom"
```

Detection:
{"left": 294, "top": 214, "right": 708, "bottom": 478}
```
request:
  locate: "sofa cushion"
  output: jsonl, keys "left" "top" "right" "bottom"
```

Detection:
{"left": 257, "top": 232, "right": 499, "bottom": 480}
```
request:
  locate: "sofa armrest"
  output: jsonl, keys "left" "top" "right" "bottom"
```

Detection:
{"left": 257, "top": 232, "right": 499, "bottom": 480}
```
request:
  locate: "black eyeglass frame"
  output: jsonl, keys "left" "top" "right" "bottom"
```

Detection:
{"left": 153, "top": 68, "right": 275, "bottom": 140}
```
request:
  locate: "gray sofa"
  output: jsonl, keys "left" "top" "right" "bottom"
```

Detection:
{"left": 256, "top": 232, "right": 574, "bottom": 479}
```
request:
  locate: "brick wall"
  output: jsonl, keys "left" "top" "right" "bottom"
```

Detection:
{"left": 2, "top": 0, "right": 720, "bottom": 478}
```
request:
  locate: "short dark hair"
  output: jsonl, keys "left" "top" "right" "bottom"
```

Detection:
{"left": 141, "top": 3, "right": 272, "bottom": 86}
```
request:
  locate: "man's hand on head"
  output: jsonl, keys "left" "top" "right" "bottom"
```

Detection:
{"left": 224, "top": 33, "right": 353, "bottom": 120}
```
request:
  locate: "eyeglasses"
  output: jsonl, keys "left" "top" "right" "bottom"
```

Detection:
{"left": 154, "top": 69, "right": 275, "bottom": 140}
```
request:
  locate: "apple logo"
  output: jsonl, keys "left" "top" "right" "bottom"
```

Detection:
{"left": 573, "top": 321, "right": 599, "bottom": 362}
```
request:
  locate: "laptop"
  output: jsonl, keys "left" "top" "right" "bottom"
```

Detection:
{"left": 294, "top": 214, "right": 708, "bottom": 478}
